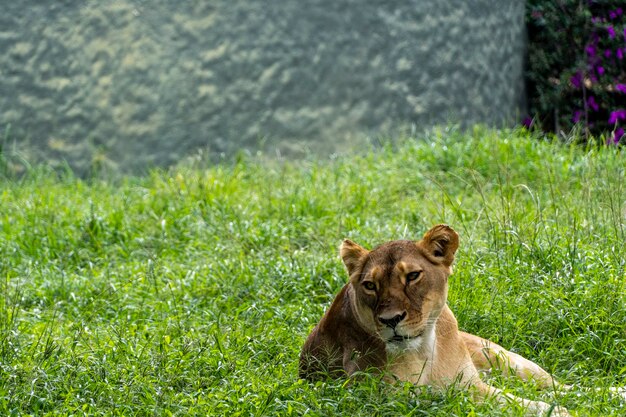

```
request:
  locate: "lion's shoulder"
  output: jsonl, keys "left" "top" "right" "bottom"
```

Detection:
{"left": 299, "top": 284, "right": 386, "bottom": 379}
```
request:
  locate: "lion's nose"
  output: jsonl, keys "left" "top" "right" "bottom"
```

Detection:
{"left": 378, "top": 312, "right": 407, "bottom": 329}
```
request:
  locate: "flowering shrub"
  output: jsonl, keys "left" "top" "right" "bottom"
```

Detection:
{"left": 525, "top": 1, "right": 626, "bottom": 144}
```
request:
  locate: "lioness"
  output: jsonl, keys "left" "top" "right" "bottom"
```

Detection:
{"left": 300, "top": 224, "right": 570, "bottom": 416}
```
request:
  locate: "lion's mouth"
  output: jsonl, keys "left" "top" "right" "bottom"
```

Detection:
{"left": 389, "top": 331, "right": 423, "bottom": 343}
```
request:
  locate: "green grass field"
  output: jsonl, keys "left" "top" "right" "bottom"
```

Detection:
{"left": 1, "top": 127, "right": 626, "bottom": 416}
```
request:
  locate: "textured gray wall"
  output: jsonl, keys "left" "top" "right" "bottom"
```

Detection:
{"left": 1, "top": 1, "right": 526, "bottom": 174}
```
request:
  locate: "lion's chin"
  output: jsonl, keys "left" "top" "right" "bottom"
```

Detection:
{"left": 385, "top": 335, "right": 423, "bottom": 353}
{"left": 383, "top": 326, "right": 436, "bottom": 354}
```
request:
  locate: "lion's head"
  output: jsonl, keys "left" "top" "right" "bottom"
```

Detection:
{"left": 340, "top": 224, "right": 459, "bottom": 352}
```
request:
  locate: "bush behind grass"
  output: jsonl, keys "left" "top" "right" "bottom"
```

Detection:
{"left": 1, "top": 127, "right": 626, "bottom": 416}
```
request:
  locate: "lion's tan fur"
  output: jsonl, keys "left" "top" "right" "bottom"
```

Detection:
{"left": 300, "top": 225, "right": 570, "bottom": 416}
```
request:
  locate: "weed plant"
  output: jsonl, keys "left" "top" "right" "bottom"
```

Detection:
{"left": 1, "top": 127, "right": 625, "bottom": 416}
{"left": 525, "top": 1, "right": 626, "bottom": 143}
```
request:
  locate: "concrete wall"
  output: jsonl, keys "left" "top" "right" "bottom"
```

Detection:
{"left": 1, "top": 1, "right": 526, "bottom": 174}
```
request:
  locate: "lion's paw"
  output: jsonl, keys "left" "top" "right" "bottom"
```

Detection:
{"left": 547, "top": 406, "right": 572, "bottom": 417}
{"left": 530, "top": 401, "right": 571, "bottom": 417}
{"left": 608, "top": 386, "right": 626, "bottom": 401}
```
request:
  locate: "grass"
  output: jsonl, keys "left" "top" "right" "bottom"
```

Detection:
{"left": 1, "top": 126, "right": 626, "bottom": 416}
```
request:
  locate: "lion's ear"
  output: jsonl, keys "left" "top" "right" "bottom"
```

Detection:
{"left": 419, "top": 224, "right": 459, "bottom": 266}
{"left": 340, "top": 239, "right": 368, "bottom": 276}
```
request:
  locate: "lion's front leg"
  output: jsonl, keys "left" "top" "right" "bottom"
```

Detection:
{"left": 342, "top": 345, "right": 387, "bottom": 378}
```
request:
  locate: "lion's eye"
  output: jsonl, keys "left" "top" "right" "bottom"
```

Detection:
{"left": 406, "top": 271, "right": 422, "bottom": 282}
{"left": 363, "top": 281, "right": 376, "bottom": 291}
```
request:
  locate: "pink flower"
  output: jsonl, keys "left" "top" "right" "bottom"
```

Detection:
{"left": 587, "top": 96, "right": 600, "bottom": 112}
{"left": 616, "top": 84, "right": 626, "bottom": 93}
{"left": 610, "top": 127, "right": 624, "bottom": 145}
{"left": 596, "top": 66, "right": 605, "bottom": 76}
{"left": 570, "top": 72, "right": 583, "bottom": 88}
{"left": 608, "top": 26, "right": 616, "bottom": 38}
{"left": 586, "top": 45, "right": 596, "bottom": 57}
{"left": 608, "top": 110, "right": 626, "bottom": 125}
{"left": 572, "top": 110, "right": 582, "bottom": 123}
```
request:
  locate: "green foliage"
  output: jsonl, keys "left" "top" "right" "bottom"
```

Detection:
{"left": 525, "top": 1, "right": 626, "bottom": 143}
{"left": 1, "top": 127, "right": 626, "bottom": 415}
